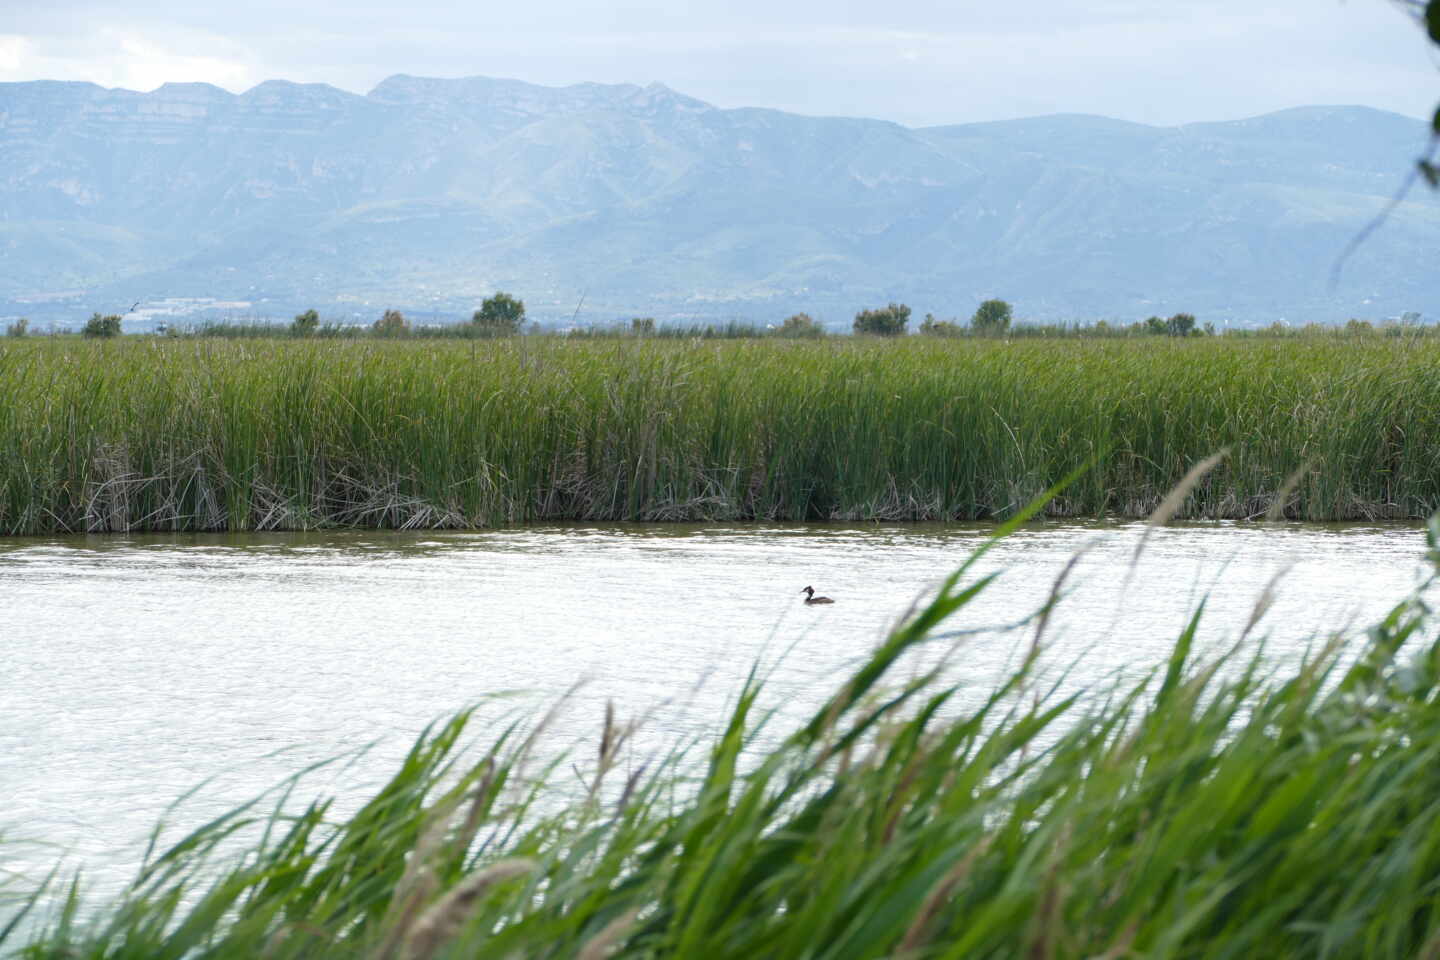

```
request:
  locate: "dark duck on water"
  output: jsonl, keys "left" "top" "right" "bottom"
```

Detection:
{"left": 801, "top": 586, "right": 834, "bottom": 605}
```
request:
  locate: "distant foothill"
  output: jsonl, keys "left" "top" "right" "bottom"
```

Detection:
{"left": 0, "top": 74, "right": 1436, "bottom": 329}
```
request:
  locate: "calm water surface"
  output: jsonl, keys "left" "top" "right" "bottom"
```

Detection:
{"left": 1, "top": 521, "right": 1431, "bottom": 906}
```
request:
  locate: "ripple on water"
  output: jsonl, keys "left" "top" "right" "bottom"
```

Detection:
{"left": 0, "top": 520, "right": 1430, "bottom": 904}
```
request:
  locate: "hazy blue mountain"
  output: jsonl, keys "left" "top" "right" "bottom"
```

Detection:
{"left": 0, "top": 75, "right": 1435, "bottom": 329}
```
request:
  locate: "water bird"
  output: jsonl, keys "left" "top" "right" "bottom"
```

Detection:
{"left": 801, "top": 586, "right": 834, "bottom": 605}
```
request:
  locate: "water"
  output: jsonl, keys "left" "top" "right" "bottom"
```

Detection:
{"left": 1, "top": 520, "right": 1431, "bottom": 910}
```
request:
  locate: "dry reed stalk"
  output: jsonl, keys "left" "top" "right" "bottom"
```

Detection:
{"left": 1107, "top": 450, "right": 1232, "bottom": 630}
{"left": 509, "top": 680, "right": 587, "bottom": 806}
{"left": 1263, "top": 460, "right": 1314, "bottom": 522}
{"left": 260, "top": 922, "right": 294, "bottom": 959}
{"left": 1240, "top": 563, "right": 1293, "bottom": 642}
{"left": 386, "top": 789, "right": 464, "bottom": 924}
{"left": 1089, "top": 920, "right": 1139, "bottom": 960}
{"left": 881, "top": 746, "right": 931, "bottom": 845}
{"left": 453, "top": 758, "right": 498, "bottom": 857}
{"left": 588, "top": 700, "right": 636, "bottom": 800}
{"left": 599, "top": 701, "right": 614, "bottom": 765}
{"left": 1032, "top": 542, "right": 1095, "bottom": 656}
{"left": 375, "top": 866, "right": 438, "bottom": 960}
{"left": 898, "top": 837, "right": 993, "bottom": 954}
{"left": 576, "top": 908, "right": 640, "bottom": 960}
{"left": 1137, "top": 450, "right": 1230, "bottom": 541}
{"left": 1026, "top": 824, "right": 1073, "bottom": 960}
{"left": 398, "top": 858, "right": 536, "bottom": 960}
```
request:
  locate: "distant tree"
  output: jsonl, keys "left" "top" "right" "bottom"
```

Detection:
{"left": 778, "top": 312, "right": 824, "bottom": 338}
{"left": 83, "top": 313, "right": 122, "bottom": 338}
{"left": 970, "top": 299, "right": 1012, "bottom": 333}
{"left": 1202, "top": 321, "right": 1217, "bottom": 336}
{"left": 473, "top": 292, "right": 526, "bottom": 336}
{"left": 1346, "top": 318, "right": 1376, "bottom": 335}
{"left": 1144, "top": 316, "right": 1168, "bottom": 335}
{"left": 291, "top": 309, "right": 319, "bottom": 336}
{"left": 630, "top": 317, "right": 656, "bottom": 335}
{"left": 5, "top": 317, "right": 28, "bottom": 338}
{"left": 1165, "top": 312, "right": 1198, "bottom": 337}
{"left": 853, "top": 302, "right": 911, "bottom": 336}
{"left": 373, "top": 309, "right": 409, "bottom": 337}
{"left": 919, "top": 313, "right": 963, "bottom": 337}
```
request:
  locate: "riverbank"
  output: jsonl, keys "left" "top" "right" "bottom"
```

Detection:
{"left": 2, "top": 336, "right": 1438, "bottom": 533}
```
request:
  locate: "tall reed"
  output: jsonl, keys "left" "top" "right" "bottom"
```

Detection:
{"left": 2, "top": 336, "right": 1439, "bottom": 533}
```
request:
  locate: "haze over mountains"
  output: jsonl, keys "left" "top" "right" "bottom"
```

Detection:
{"left": 0, "top": 74, "right": 1436, "bottom": 329}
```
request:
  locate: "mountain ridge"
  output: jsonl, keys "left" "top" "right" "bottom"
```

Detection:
{"left": 0, "top": 74, "right": 1435, "bottom": 328}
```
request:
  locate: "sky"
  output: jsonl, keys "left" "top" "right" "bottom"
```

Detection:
{"left": 0, "top": 1, "right": 1436, "bottom": 127}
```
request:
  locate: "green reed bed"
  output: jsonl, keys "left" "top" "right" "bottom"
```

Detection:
{"left": 10, "top": 516, "right": 1440, "bottom": 959}
{"left": 2, "top": 336, "right": 1439, "bottom": 533}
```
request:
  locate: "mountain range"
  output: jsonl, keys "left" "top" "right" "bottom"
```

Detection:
{"left": 1, "top": 74, "right": 1436, "bottom": 329}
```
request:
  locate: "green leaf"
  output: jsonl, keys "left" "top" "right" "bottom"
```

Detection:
{"left": 1428, "top": 0, "right": 1440, "bottom": 45}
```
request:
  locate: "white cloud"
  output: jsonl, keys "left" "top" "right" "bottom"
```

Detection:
{"left": 0, "top": 35, "right": 27, "bottom": 73}
{"left": 101, "top": 28, "right": 258, "bottom": 92}
{"left": 0, "top": 25, "right": 259, "bottom": 92}
{"left": 0, "top": 2, "right": 1434, "bottom": 125}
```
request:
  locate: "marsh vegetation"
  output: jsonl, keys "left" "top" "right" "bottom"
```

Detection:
{"left": 2, "top": 335, "right": 1438, "bottom": 533}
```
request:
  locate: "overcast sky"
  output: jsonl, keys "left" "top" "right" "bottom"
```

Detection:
{"left": 1, "top": 1, "right": 1436, "bottom": 127}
